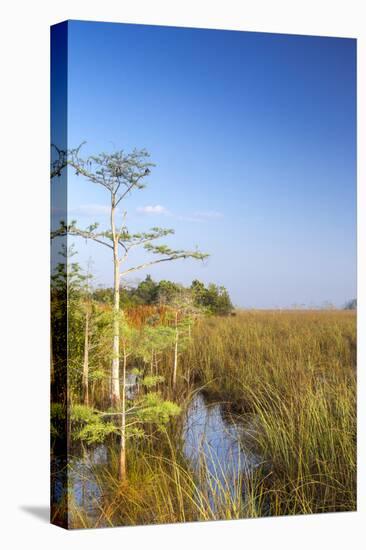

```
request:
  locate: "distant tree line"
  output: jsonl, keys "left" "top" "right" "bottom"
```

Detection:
{"left": 344, "top": 299, "right": 357, "bottom": 310}
{"left": 93, "top": 275, "right": 234, "bottom": 316}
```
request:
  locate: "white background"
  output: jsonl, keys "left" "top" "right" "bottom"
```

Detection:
{"left": 0, "top": 1, "right": 364, "bottom": 548}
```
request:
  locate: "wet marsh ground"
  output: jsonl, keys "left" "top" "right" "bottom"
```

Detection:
{"left": 52, "top": 310, "right": 356, "bottom": 527}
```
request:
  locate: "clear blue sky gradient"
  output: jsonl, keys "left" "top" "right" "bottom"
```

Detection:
{"left": 65, "top": 21, "right": 356, "bottom": 308}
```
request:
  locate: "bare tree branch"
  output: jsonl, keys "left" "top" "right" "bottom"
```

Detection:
{"left": 120, "top": 251, "right": 208, "bottom": 277}
{"left": 51, "top": 220, "right": 114, "bottom": 250}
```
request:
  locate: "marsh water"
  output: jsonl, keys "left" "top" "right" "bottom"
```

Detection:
{"left": 183, "top": 393, "right": 256, "bottom": 500}
{"left": 52, "top": 390, "right": 258, "bottom": 523}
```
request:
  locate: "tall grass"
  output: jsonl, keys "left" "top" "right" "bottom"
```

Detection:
{"left": 185, "top": 310, "right": 356, "bottom": 515}
{"left": 67, "top": 433, "right": 253, "bottom": 528}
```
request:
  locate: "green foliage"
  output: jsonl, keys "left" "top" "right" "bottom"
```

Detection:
{"left": 68, "top": 392, "right": 181, "bottom": 445}
{"left": 50, "top": 424, "right": 59, "bottom": 439}
{"left": 191, "top": 280, "right": 233, "bottom": 316}
{"left": 120, "top": 317, "right": 139, "bottom": 344}
{"left": 126, "top": 426, "right": 145, "bottom": 439}
{"left": 141, "top": 375, "right": 165, "bottom": 388}
{"left": 137, "top": 325, "right": 175, "bottom": 363}
{"left": 71, "top": 404, "right": 97, "bottom": 424}
{"left": 51, "top": 402, "right": 66, "bottom": 421}
{"left": 131, "top": 274, "right": 158, "bottom": 304}
{"left": 82, "top": 149, "right": 154, "bottom": 192}
{"left": 75, "top": 421, "right": 118, "bottom": 445}
{"left": 130, "top": 367, "right": 142, "bottom": 376}
{"left": 51, "top": 403, "right": 66, "bottom": 439}
{"left": 89, "top": 369, "right": 106, "bottom": 382}
{"left": 156, "top": 279, "right": 182, "bottom": 304}
{"left": 92, "top": 274, "right": 234, "bottom": 315}
{"left": 137, "top": 393, "right": 181, "bottom": 425}
{"left": 92, "top": 287, "right": 113, "bottom": 304}
{"left": 70, "top": 404, "right": 118, "bottom": 444}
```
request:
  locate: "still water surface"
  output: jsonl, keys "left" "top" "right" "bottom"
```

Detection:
{"left": 53, "top": 391, "right": 257, "bottom": 521}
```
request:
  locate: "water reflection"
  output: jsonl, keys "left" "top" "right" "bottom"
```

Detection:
{"left": 183, "top": 392, "right": 255, "bottom": 502}
{"left": 69, "top": 446, "right": 107, "bottom": 516}
{"left": 52, "top": 391, "right": 257, "bottom": 523}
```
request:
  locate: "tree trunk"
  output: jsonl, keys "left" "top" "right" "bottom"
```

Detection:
{"left": 50, "top": 332, "right": 54, "bottom": 386}
{"left": 155, "top": 353, "right": 159, "bottom": 376}
{"left": 82, "top": 308, "right": 89, "bottom": 406}
{"left": 119, "top": 343, "right": 127, "bottom": 481}
{"left": 50, "top": 331, "right": 55, "bottom": 405}
{"left": 91, "top": 380, "right": 95, "bottom": 406}
{"left": 173, "top": 310, "right": 179, "bottom": 389}
{"left": 111, "top": 200, "right": 121, "bottom": 408}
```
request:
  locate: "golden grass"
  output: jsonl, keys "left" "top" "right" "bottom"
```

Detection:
{"left": 185, "top": 310, "right": 356, "bottom": 515}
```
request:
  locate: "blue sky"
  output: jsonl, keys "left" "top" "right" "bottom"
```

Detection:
{"left": 62, "top": 21, "right": 356, "bottom": 308}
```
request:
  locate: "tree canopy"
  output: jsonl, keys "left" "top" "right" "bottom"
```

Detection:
{"left": 92, "top": 275, "right": 234, "bottom": 316}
